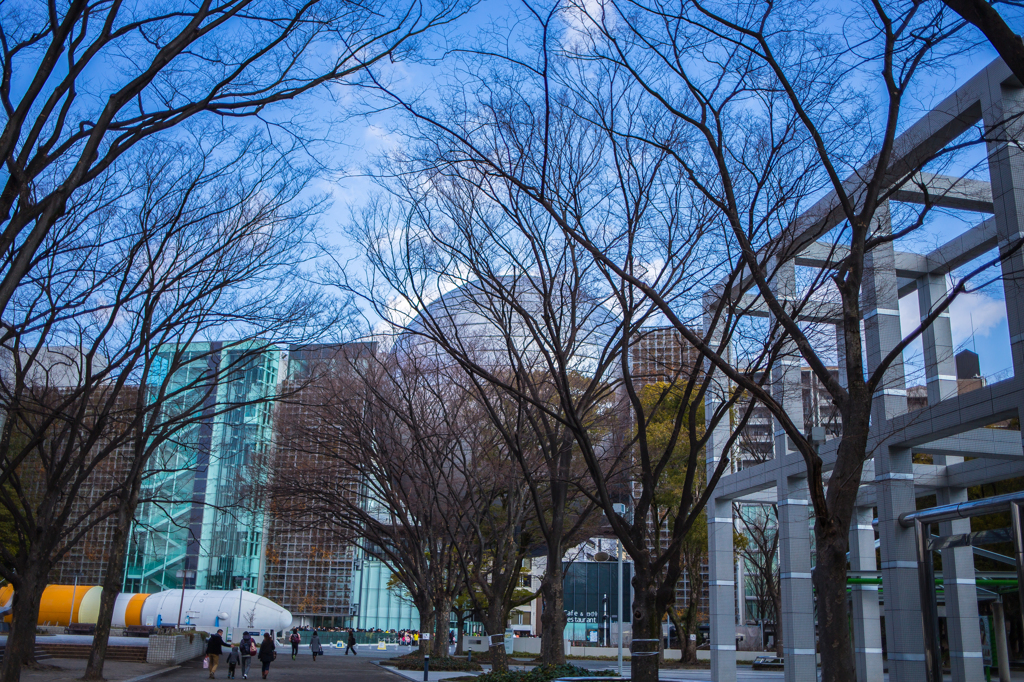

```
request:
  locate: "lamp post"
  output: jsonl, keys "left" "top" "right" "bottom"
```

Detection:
{"left": 617, "top": 539, "right": 623, "bottom": 676}
{"left": 69, "top": 576, "right": 79, "bottom": 626}
{"left": 175, "top": 568, "right": 196, "bottom": 629}
{"left": 235, "top": 575, "right": 249, "bottom": 637}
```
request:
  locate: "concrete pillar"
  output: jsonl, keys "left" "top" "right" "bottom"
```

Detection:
{"left": 861, "top": 205, "right": 920, "bottom": 681}
{"left": 982, "top": 72, "right": 1024, "bottom": 377}
{"left": 937, "top": 486, "right": 984, "bottom": 681}
{"left": 704, "top": 290, "right": 737, "bottom": 682}
{"left": 876, "top": 444, "right": 924, "bottom": 681}
{"left": 918, "top": 266, "right": 983, "bottom": 679}
{"left": 708, "top": 496, "right": 737, "bottom": 682}
{"left": 736, "top": 557, "right": 745, "bottom": 625}
{"left": 849, "top": 507, "right": 883, "bottom": 682}
{"left": 862, "top": 202, "right": 909, "bottom": 423}
{"left": 917, "top": 272, "right": 958, "bottom": 404}
{"left": 777, "top": 476, "right": 815, "bottom": 682}
{"left": 993, "top": 600, "right": 1012, "bottom": 682}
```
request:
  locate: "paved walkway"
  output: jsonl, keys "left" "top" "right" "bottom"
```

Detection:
{"left": 16, "top": 658, "right": 173, "bottom": 682}
{"left": 149, "top": 650, "right": 406, "bottom": 681}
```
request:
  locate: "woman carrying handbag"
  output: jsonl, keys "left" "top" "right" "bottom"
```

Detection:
{"left": 257, "top": 633, "right": 276, "bottom": 679}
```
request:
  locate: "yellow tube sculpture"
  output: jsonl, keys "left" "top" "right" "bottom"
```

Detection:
{"left": 0, "top": 584, "right": 291, "bottom": 632}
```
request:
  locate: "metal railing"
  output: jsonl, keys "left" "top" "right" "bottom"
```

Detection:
{"left": 898, "top": 490, "right": 1024, "bottom": 682}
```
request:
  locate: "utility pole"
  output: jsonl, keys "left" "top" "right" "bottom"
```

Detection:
{"left": 617, "top": 540, "right": 623, "bottom": 676}
{"left": 69, "top": 576, "right": 79, "bottom": 626}
{"left": 176, "top": 568, "right": 195, "bottom": 628}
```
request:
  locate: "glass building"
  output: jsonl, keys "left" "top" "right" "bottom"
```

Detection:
{"left": 123, "top": 342, "right": 281, "bottom": 595}
{"left": 351, "top": 556, "right": 419, "bottom": 631}
{"left": 562, "top": 560, "right": 632, "bottom": 642}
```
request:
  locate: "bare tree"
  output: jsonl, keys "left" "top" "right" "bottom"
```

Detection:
{"left": 940, "top": 0, "right": 1024, "bottom": 81}
{"left": 547, "top": 3, "right": 1021, "bottom": 680}
{"left": 0, "top": 132, "right": 332, "bottom": 682}
{"left": 0, "top": 0, "right": 468, "bottom": 321}
{"left": 345, "top": 89, "right": 780, "bottom": 679}
{"left": 734, "top": 503, "right": 782, "bottom": 657}
{"left": 269, "top": 348, "right": 474, "bottom": 659}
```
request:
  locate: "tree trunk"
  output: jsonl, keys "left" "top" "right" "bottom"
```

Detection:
{"left": 83, "top": 479, "right": 141, "bottom": 680}
{"left": 629, "top": 568, "right": 661, "bottom": 682}
{"left": 483, "top": 609, "right": 509, "bottom": 672}
{"left": 813, "top": 522, "right": 855, "bottom": 682}
{"left": 769, "top": 583, "right": 783, "bottom": 657}
{"left": 455, "top": 611, "right": 466, "bottom": 655}
{"left": 0, "top": 558, "right": 48, "bottom": 682}
{"left": 432, "top": 594, "right": 451, "bottom": 657}
{"left": 416, "top": 598, "right": 435, "bottom": 655}
{"left": 539, "top": 559, "right": 566, "bottom": 665}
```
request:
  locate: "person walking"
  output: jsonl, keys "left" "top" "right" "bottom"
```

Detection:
{"left": 226, "top": 646, "right": 241, "bottom": 679}
{"left": 257, "top": 632, "right": 276, "bottom": 679}
{"left": 345, "top": 629, "right": 357, "bottom": 656}
{"left": 239, "top": 631, "right": 257, "bottom": 680}
{"left": 206, "top": 629, "right": 227, "bottom": 679}
{"left": 289, "top": 630, "right": 300, "bottom": 660}
{"left": 310, "top": 631, "right": 323, "bottom": 661}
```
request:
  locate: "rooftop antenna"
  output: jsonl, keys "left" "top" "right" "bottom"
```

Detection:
{"left": 970, "top": 311, "right": 977, "bottom": 355}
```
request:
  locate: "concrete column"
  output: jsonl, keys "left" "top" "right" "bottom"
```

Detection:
{"left": 937, "top": 485, "right": 984, "bottom": 681}
{"left": 918, "top": 267, "right": 982, "bottom": 678}
{"left": 777, "top": 476, "right": 815, "bottom": 682}
{"left": 707, "top": 496, "right": 737, "bottom": 682}
{"left": 917, "top": 273, "right": 958, "bottom": 404}
{"left": 876, "top": 445, "right": 924, "bottom": 681}
{"left": 862, "top": 202, "right": 909, "bottom": 423}
{"left": 771, "top": 260, "right": 804, "bottom": 462}
{"left": 704, "top": 290, "right": 737, "bottom": 682}
{"left": 848, "top": 507, "right": 883, "bottom": 682}
{"left": 736, "top": 557, "right": 745, "bottom": 625}
{"left": 982, "top": 72, "right": 1024, "bottom": 376}
{"left": 861, "top": 206, "right": 920, "bottom": 681}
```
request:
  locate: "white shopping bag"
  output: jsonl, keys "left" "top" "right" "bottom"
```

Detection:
{"left": 203, "top": 656, "right": 210, "bottom": 669}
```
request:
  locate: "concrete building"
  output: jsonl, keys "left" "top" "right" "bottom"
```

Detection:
{"left": 704, "top": 57, "right": 1024, "bottom": 682}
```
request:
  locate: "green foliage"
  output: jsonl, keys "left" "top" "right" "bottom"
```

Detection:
{"left": 471, "top": 663, "right": 618, "bottom": 682}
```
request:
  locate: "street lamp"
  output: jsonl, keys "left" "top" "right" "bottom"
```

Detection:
{"left": 235, "top": 575, "right": 249, "bottom": 635}
{"left": 175, "top": 568, "right": 196, "bottom": 629}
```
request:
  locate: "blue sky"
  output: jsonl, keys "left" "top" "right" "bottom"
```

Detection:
{"left": 315, "top": 1, "right": 1017, "bottom": 382}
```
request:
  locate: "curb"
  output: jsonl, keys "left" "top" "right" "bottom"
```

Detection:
{"left": 120, "top": 666, "right": 179, "bottom": 682}
{"left": 372, "top": 660, "right": 412, "bottom": 680}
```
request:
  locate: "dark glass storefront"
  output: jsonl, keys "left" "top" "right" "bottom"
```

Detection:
{"left": 562, "top": 560, "right": 632, "bottom": 642}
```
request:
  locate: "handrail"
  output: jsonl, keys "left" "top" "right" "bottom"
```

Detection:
{"left": 898, "top": 490, "right": 1024, "bottom": 527}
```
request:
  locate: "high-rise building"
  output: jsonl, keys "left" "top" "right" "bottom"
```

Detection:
{"left": 261, "top": 344, "right": 367, "bottom": 629}
{"left": 48, "top": 386, "right": 138, "bottom": 585}
{"left": 123, "top": 343, "right": 281, "bottom": 595}
{"left": 630, "top": 326, "right": 700, "bottom": 388}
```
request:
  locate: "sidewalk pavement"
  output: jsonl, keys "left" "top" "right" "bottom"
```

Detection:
{"left": 17, "top": 658, "right": 175, "bottom": 682}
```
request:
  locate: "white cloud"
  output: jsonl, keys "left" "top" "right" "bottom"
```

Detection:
{"left": 948, "top": 291, "right": 1006, "bottom": 347}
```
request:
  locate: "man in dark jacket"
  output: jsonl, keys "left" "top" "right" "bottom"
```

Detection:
{"left": 345, "top": 629, "right": 357, "bottom": 656}
{"left": 206, "top": 629, "right": 227, "bottom": 679}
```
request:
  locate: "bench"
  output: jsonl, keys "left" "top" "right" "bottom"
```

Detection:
{"left": 66, "top": 623, "right": 95, "bottom": 635}
{"left": 124, "top": 625, "right": 156, "bottom": 637}
{"left": 752, "top": 656, "right": 784, "bottom": 670}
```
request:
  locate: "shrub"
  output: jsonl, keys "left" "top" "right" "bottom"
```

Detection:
{"left": 472, "top": 663, "right": 618, "bottom": 682}
{"left": 383, "top": 656, "right": 483, "bottom": 672}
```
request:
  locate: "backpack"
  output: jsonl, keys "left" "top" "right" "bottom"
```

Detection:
{"left": 248, "top": 640, "right": 257, "bottom": 656}
{"left": 291, "top": 633, "right": 300, "bottom": 644}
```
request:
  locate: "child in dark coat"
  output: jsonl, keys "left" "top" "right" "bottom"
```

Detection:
{"left": 227, "top": 646, "right": 242, "bottom": 679}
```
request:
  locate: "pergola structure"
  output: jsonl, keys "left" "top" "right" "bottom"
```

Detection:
{"left": 704, "top": 57, "right": 1024, "bottom": 682}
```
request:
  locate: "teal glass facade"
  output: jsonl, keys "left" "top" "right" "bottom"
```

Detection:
{"left": 124, "top": 343, "right": 280, "bottom": 594}
{"left": 352, "top": 557, "right": 419, "bottom": 631}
